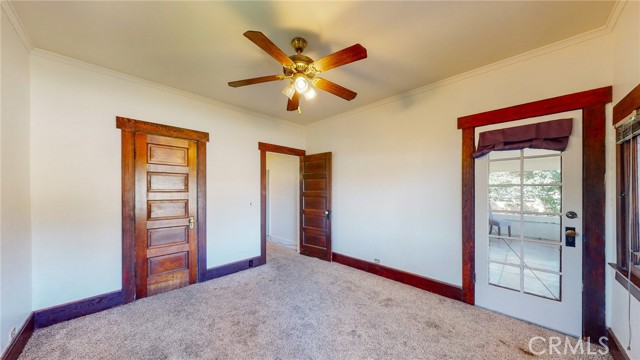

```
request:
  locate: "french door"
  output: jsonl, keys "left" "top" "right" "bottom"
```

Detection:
{"left": 474, "top": 110, "right": 583, "bottom": 336}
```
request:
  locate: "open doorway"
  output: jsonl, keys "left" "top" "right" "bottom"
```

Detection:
{"left": 258, "top": 142, "right": 305, "bottom": 264}
{"left": 259, "top": 142, "right": 333, "bottom": 264}
{"left": 266, "top": 153, "right": 300, "bottom": 252}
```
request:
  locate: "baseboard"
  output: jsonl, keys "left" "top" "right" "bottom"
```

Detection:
{"left": 608, "top": 328, "right": 631, "bottom": 360}
{"left": 1, "top": 313, "right": 34, "bottom": 360}
{"left": 34, "top": 290, "right": 124, "bottom": 329}
{"left": 205, "top": 256, "right": 262, "bottom": 281}
{"left": 30, "top": 257, "right": 263, "bottom": 329}
{"left": 332, "top": 252, "right": 464, "bottom": 301}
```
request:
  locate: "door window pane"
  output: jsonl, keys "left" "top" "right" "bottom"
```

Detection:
{"left": 489, "top": 160, "right": 520, "bottom": 185}
{"left": 524, "top": 157, "right": 561, "bottom": 184}
{"left": 524, "top": 149, "right": 560, "bottom": 157}
{"left": 489, "top": 262, "right": 520, "bottom": 291}
{"left": 486, "top": 147, "right": 564, "bottom": 301}
{"left": 523, "top": 186, "right": 561, "bottom": 213}
{"left": 489, "top": 187, "right": 521, "bottom": 211}
{"left": 489, "top": 212, "right": 520, "bottom": 237}
{"left": 489, "top": 150, "right": 521, "bottom": 160}
{"left": 522, "top": 214, "right": 561, "bottom": 242}
{"left": 524, "top": 268, "right": 561, "bottom": 300}
{"left": 489, "top": 238, "right": 520, "bottom": 266}
{"left": 524, "top": 241, "right": 561, "bottom": 272}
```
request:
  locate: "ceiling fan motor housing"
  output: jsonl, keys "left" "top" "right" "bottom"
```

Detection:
{"left": 282, "top": 37, "right": 314, "bottom": 77}
{"left": 291, "top": 37, "right": 307, "bottom": 53}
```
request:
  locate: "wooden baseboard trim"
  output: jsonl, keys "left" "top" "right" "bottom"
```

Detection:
{"left": 332, "top": 252, "right": 464, "bottom": 301}
{"left": 33, "top": 290, "right": 124, "bottom": 329}
{"left": 205, "top": 256, "right": 262, "bottom": 281}
{"left": 608, "top": 328, "right": 631, "bottom": 360}
{"left": 1, "top": 313, "right": 34, "bottom": 360}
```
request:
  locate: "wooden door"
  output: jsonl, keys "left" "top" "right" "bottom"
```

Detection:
{"left": 135, "top": 133, "right": 198, "bottom": 298}
{"left": 300, "top": 152, "right": 332, "bottom": 261}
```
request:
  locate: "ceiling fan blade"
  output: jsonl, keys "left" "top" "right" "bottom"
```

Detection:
{"left": 244, "top": 31, "right": 295, "bottom": 67}
{"left": 228, "top": 75, "right": 283, "bottom": 88}
{"left": 313, "top": 78, "right": 357, "bottom": 101}
{"left": 310, "top": 44, "right": 367, "bottom": 73}
{"left": 287, "top": 91, "right": 300, "bottom": 111}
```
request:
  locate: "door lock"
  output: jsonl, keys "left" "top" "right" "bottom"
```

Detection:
{"left": 189, "top": 216, "right": 195, "bottom": 229}
{"left": 565, "top": 227, "right": 577, "bottom": 247}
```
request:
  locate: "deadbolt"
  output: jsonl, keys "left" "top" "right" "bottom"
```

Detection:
{"left": 565, "top": 227, "right": 577, "bottom": 247}
{"left": 566, "top": 211, "right": 578, "bottom": 219}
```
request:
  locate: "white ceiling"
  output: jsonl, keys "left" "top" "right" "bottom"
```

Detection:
{"left": 11, "top": 1, "right": 616, "bottom": 125}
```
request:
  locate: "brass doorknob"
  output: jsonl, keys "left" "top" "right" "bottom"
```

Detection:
{"left": 565, "top": 229, "right": 577, "bottom": 237}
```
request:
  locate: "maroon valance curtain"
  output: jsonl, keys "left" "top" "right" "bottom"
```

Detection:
{"left": 473, "top": 118, "right": 573, "bottom": 158}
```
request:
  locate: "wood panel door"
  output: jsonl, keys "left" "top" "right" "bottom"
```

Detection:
{"left": 135, "top": 133, "right": 198, "bottom": 298}
{"left": 300, "top": 152, "right": 332, "bottom": 261}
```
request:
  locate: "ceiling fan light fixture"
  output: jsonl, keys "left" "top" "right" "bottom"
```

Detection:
{"left": 229, "top": 31, "right": 367, "bottom": 112}
{"left": 293, "top": 74, "right": 309, "bottom": 93}
{"left": 282, "top": 82, "right": 295, "bottom": 99}
{"left": 303, "top": 87, "right": 316, "bottom": 100}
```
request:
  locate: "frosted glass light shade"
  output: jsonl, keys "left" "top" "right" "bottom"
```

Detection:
{"left": 293, "top": 74, "right": 308, "bottom": 93}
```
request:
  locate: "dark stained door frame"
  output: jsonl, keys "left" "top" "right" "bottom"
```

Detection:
{"left": 259, "top": 142, "right": 306, "bottom": 265}
{"left": 117, "top": 117, "right": 209, "bottom": 304}
{"left": 457, "top": 86, "right": 612, "bottom": 341}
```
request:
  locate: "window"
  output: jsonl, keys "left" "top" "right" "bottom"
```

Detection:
{"left": 487, "top": 149, "right": 563, "bottom": 300}
{"left": 616, "top": 110, "right": 640, "bottom": 282}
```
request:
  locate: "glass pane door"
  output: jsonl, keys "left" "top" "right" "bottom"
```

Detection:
{"left": 487, "top": 149, "right": 562, "bottom": 300}
{"left": 474, "top": 110, "right": 583, "bottom": 337}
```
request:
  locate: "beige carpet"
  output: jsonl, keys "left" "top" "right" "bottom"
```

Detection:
{"left": 20, "top": 243, "right": 611, "bottom": 359}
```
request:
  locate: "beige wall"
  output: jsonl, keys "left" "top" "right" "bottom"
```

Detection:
{"left": 0, "top": 9, "right": 31, "bottom": 354}
{"left": 29, "top": 53, "right": 305, "bottom": 309}
{"left": 3, "top": 2, "right": 637, "bottom": 351}
{"left": 266, "top": 152, "right": 299, "bottom": 248}
{"left": 306, "top": 34, "right": 612, "bottom": 286}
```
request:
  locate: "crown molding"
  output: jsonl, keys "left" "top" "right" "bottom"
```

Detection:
{"left": 604, "top": 0, "right": 627, "bottom": 33}
{"left": 30, "top": 48, "right": 303, "bottom": 129}
{"left": 1, "top": 0, "right": 33, "bottom": 51}
{"left": 7, "top": 0, "right": 626, "bottom": 129}
{"left": 309, "top": 22, "right": 615, "bottom": 129}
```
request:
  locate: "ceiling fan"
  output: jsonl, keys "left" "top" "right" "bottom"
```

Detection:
{"left": 228, "top": 31, "right": 367, "bottom": 113}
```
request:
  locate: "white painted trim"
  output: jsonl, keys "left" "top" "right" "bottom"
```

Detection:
{"left": 29, "top": 48, "right": 304, "bottom": 129}
{"left": 604, "top": 0, "right": 627, "bottom": 33}
{"left": 1, "top": 0, "right": 33, "bottom": 51}
{"left": 308, "top": 25, "right": 615, "bottom": 129}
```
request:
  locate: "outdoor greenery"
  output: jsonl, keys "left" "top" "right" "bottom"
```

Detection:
{"left": 489, "top": 169, "right": 562, "bottom": 213}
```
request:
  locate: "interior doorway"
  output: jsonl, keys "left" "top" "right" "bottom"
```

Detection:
{"left": 259, "top": 142, "right": 305, "bottom": 264}
{"left": 259, "top": 142, "right": 333, "bottom": 263}
{"left": 117, "top": 117, "right": 209, "bottom": 303}
{"left": 266, "top": 153, "right": 300, "bottom": 252}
